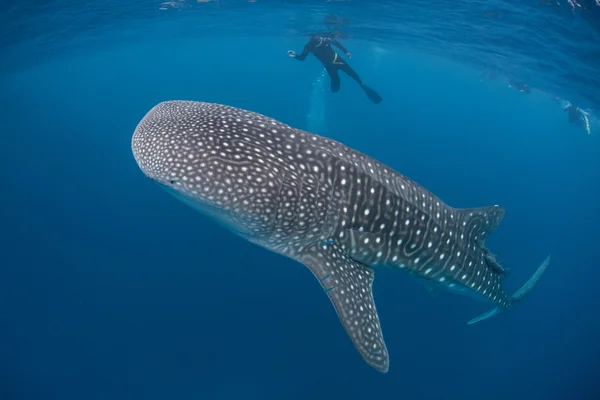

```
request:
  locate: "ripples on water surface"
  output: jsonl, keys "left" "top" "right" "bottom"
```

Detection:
{"left": 1, "top": 0, "right": 599, "bottom": 112}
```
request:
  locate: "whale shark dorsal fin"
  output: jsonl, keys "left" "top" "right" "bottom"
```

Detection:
{"left": 458, "top": 205, "right": 505, "bottom": 245}
{"left": 297, "top": 242, "right": 389, "bottom": 373}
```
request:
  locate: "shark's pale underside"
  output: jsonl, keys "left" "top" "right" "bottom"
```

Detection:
{"left": 131, "top": 100, "right": 550, "bottom": 373}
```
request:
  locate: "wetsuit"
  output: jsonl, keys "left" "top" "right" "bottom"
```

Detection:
{"left": 290, "top": 36, "right": 382, "bottom": 104}
{"left": 567, "top": 105, "right": 584, "bottom": 127}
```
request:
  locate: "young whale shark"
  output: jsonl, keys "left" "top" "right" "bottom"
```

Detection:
{"left": 131, "top": 100, "right": 550, "bottom": 373}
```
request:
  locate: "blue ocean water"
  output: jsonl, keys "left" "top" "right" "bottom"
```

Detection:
{"left": 1, "top": 1, "right": 599, "bottom": 399}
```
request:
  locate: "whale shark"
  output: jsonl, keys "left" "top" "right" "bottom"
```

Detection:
{"left": 131, "top": 100, "right": 550, "bottom": 373}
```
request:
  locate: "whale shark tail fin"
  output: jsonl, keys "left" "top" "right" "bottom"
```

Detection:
{"left": 467, "top": 255, "right": 551, "bottom": 325}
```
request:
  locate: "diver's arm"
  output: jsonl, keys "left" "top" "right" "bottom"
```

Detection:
{"left": 289, "top": 44, "right": 310, "bottom": 61}
{"left": 331, "top": 39, "right": 351, "bottom": 57}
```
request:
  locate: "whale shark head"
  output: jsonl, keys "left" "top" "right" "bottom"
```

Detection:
{"left": 131, "top": 100, "right": 289, "bottom": 240}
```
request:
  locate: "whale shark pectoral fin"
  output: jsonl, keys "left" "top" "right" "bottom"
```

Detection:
{"left": 297, "top": 242, "right": 389, "bottom": 373}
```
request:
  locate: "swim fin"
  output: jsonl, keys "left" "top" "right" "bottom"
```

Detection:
{"left": 362, "top": 84, "right": 382, "bottom": 104}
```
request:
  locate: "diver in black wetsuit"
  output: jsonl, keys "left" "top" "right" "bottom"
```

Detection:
{"left": 565, "top": 103, "right": 585, "bottom": 128}
{"left": 288, "top": 35, "right": 382, "bottom": 104}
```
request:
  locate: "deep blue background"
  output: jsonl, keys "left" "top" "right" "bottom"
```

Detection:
{"left": 1, "top": 4, "right": 600, "bottom": 400}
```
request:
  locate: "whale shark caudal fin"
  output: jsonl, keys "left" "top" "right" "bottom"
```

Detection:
{"left": 467, "top": 255, "right": 551, "bottom": 325}
{"left": 297, "top": 241, "right": 389, "bottom": 373}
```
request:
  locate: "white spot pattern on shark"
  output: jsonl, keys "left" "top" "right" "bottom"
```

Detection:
{"left": 131, "top": 100, "right": 550, "bottom": 373}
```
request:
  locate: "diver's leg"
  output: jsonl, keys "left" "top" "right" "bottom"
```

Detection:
{"left": 338, "top": 63, "right": 364, "bottom": 85}
{"left": 326, "top": 67, "right": 341, "bottom": 93}
{"left": 339, "top": 63, "right": 382, "bottom": 104}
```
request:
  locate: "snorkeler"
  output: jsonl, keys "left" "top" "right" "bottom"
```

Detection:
{"left": 566, "top": 104, "right": 584, "bottom": 127}
{"left": 565, "top": 103, "right": 585, "bottom": 127}
{"left": 288, "top": 35, "right": 383, "bottom": 104}
{"left": 563, "top": 102, "right": 591, "bottom": 134}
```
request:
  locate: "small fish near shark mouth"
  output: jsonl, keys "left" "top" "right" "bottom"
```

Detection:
{"left": 131, "top": 100, "right": 551, "bottom": 373}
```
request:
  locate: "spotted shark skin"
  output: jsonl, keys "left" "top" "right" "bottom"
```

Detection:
{"left": 131, "top": 100, "right": 550, "bottom": 373}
